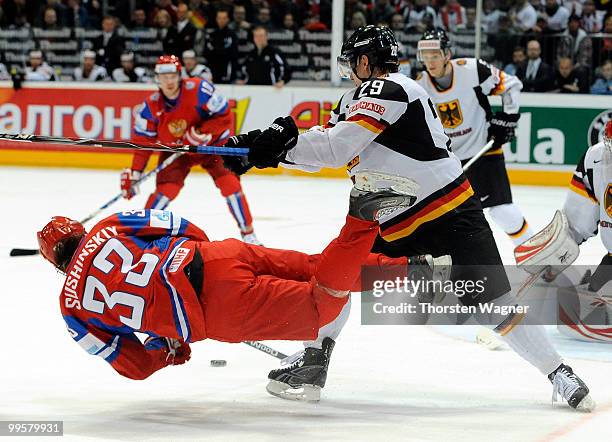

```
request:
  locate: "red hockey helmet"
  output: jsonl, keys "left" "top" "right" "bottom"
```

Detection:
{"left": 37, "top": 216, "right": 85, "bottom": 271}
{"left": 604, "top": 120, "right": 612, "bottom": 151}
{"left": 155, "top": 54, "right": 182, "bottom": 75}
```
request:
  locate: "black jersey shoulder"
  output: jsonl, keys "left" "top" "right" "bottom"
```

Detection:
{"left": 351, "top": 77, "right": 409, "bottom": 103}
{"left": 475, "top": 58, "right": 494, "bottom": 84}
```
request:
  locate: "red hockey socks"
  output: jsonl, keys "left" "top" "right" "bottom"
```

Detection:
{"left": 314, "top": 215, "right": 379, "bottom": 292}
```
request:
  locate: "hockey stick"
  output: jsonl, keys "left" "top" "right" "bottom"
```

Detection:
{"left": 243, "top": 341, "right": 288, "bottom": 360}
{"left": 9, "top": 152, "right": 182, "bottom": 257}
{"left": 462, "top": 140, "right": 495, "bottom": 172}
{"left": 0, "top": 133, "right": 249, "bottom": 156}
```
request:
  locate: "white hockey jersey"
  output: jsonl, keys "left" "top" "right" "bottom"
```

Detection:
{"left": 182, "top": 64, "right": 213, "bottom": 82}
{"left": 25, "top": 63, "right": 56, "bottom": 81}
{"left": 564, "top": 142, "right": 612, "bottom": 253}
{"left": 283, "top": 72, "right": 474, "bottom": 242}
{"left": 112, "top": 67, "right": 149, "bottom": 83}
{"left": 73, "top": 65, "right": 108, "bottom": 82}
{"left": 415, "top": 58, "right": 522, "bottom": 160}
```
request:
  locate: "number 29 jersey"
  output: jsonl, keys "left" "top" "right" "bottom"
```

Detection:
{"left": 60, "top": 210, "right": 209, "bottom": 379}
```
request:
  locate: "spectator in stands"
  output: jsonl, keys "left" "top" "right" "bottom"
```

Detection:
{"left": 350, "top": 11, "right": 368, "bottom": 30}
{"left": 230, "top": 5, "right": 252, "bottom": 32}
{"left": 204, "top": 8, "right": 238, "bottom": 83}
{"left": 150, "top": 0, "right": 178, "bottom": 26}
{"left": 482, "top": 0, "right": 504, "bottom": 33}
{"left": 440, "top": 0, "right": 468, "bottom": 32}
{"left": 36, "top": 0, "right": 67, "bottom": 28}
{"left": 73, "top": 49, "right": 108, "bottom": 81}
{"left": 560, "top": 15, "right": 592, "bottom": 69}
{"left": 543, "top": 0, "right": 570, "bottom": 32}
{"left": 403, "top": 0, "right": 441, "bottom": 32}
{"left": 580, "top": 0, "right": 602, "bottom": 33}
{"left": 271, "top": 0, "right": 306, "bottom": 30}
{"left": 115, "top": 0, "right": 151, "bottom": 29}
{"left": 592, "top": 15, "right": 612, "bottom": 68}
{"left": 238, "top": 26, "right": 291, "bottom": 87}
{"left": 93, "top": 15, "right": 125, "bottom": 73}
{"left": 25, "top": 50, "right": 57, "bottom": 81}
{"left": 510, "top": 0, "right": 537, "bottom": 32}
{"left": 372, "top": 0, "right": 395, "bottom": 25}
{"left": 504, "top": 46, "right": 527, "bottom": 76}
{"left": 282, "top": 13, "right": 299, "bottom": 33}
{"left": 516, "top": 39, "right": 554, "bottom": 91}
{"left": 65, "top": 0, "right": 91, "bottom": 28}
{"left": 181, "top": 49, "right": 213, "bottom": 80}
{"left": 254, "top": 7, "right": 273, "bottom": 30}
{"left": 41, "top": 7, "right": 62, "bottom": 30}
{"left": 553, "top": 56, "right": 589, "bottom": 93}
{"left": 1, "top": 0, "right": 32, "bottom": 28}
{"left": 130, "top": 9, "right": 148, "bottom": 29}
{"left": 390, "top": 13, "right": 405, "bottom": 31}
{"left": 112, "top": 52, "right": 150, "bottom": 82}
{"left": 590, "top": 59, "right": 612, "bottom": 95}
{"left": 164, "top": 2, "right": 198, "bottom": 56}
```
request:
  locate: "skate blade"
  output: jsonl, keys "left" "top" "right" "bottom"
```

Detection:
{"left": 354, "top": 170, "right": 419, "bottom": 196}
{"left": 576, "top": 394, "right": 596, "bottom": 412}
{"left": 266, "top": 380, "right": 321, "bottom": 402}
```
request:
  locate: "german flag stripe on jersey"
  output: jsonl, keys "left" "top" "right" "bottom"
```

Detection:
{"left": 569, "top": 175, "right": 597, "bottom": 203}
{"left": 380, "top": 176, "right": 474, "bottom": 242}
{"left": 347, "top": 113, "right": 387, "bottom": 134}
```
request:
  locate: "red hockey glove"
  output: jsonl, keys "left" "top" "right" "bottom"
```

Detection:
{"left": 120, "top": 168, "right": 142, "bottom": 200}
{"left": 144, "top": 337, "right": 192, "bottom": 365}
{"left": 184, "top": 126, "right": 214, "bottom": 147}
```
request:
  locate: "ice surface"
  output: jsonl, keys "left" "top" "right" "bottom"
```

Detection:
{"left": 1, "top": 167, "right": 610, "bottom": 441}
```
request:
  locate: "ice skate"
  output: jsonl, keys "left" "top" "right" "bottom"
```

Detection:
{"left": 548, "top": 364, "right": 595, "bottom": 412}
{"left": 407, "top": 254, "right": 452, "bottom": 303}
{"left": 266, "top": 337, "right": 335, "bottom": 402}
{"left": 349, "top": 170, "right": 418, "bottom": 221}
{"left": 241, "top": 231, "right": 262, "bottom": 245}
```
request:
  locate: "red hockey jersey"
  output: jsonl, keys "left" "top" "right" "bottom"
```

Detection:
{"left": 60, "top": 210, "right": 209, "bottom": 380}
{"left": 131, "top": 77, "right": 232, "bottom": 171}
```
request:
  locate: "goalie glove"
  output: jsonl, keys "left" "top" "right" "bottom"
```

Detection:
{"left": 488, "top": 112, "right": 520, "bottom": 148}
{"left": 144, "top": 336, "right": 192, "bottom": 365}
{"left": 249, "top": 116, "right": 299, "bottom": 169}
{"left": 120, "top": 168, "right": 142, "bottom": 200}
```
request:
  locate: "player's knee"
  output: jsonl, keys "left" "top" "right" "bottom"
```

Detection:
{"left": 214, "top": 174, "right": 242, "bottom": 196}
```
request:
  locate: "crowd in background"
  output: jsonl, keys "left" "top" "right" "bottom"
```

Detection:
{"left": 0, "top": 0, "right": 609, "bottom": 93}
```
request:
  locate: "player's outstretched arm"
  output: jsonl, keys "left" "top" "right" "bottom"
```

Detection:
{"left": 64, "top": 316, "right": 190, "bottom": 380}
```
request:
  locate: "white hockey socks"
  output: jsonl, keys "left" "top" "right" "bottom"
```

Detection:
{"left": 303, "top": 297, "right": 352, "bottom": 350}
{"left": 488, "top": 203, "right": 534, "bottom": 245}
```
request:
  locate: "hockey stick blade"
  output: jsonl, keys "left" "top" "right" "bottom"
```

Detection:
{"left": 243, "top": 341, "right": 288, "bottom": 360}
{"left": 9, "top": 248, "right": 39, "bottom": 256}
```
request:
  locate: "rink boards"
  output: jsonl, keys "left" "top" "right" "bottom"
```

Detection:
{"left": 0, "top": 81, "right": 609, "bottom": 186}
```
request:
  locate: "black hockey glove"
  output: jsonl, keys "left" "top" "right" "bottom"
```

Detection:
{"left": 488, "top": 112, "right": 520, "bottom": 148}
{"left": 223, "top": 130, "right": 262, "bottom": 175}
{"left": 249, "top": 116, "right": 299, "bottom": 169}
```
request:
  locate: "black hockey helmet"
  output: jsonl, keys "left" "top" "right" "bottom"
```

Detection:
{"left": 417, "top": 28, "right": 452, "bottom": 62}
{"left": 337, "top": 25, "right": 399, "bottom": 80}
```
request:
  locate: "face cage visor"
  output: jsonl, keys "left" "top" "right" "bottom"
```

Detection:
{"left": 416, "top": 39, "right": 445, "bottom": 63}
{"left": 337, "top": 55, "right": 355, "bottom": 79}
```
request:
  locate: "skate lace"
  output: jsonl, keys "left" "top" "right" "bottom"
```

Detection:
{"left": 551, "top": 368, "right": 580, "bottom": 404}
{"left": 280, "top": 350, "right": 305, "bottom": 367}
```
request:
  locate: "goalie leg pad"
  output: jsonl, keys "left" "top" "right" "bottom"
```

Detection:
{"left": 514, "top": 210, "right": 580, "bottom": 277}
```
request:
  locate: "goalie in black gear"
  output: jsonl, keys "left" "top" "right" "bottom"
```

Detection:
{"left": 226, "top": 25, "right": 594, "bottom": 411}
{"left": 415, "top": 29, "right": 533, "bottom": 247}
